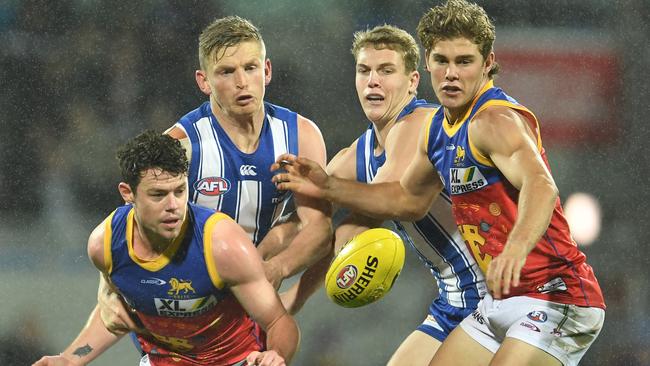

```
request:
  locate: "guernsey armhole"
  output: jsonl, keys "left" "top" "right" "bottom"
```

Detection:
{"left": 204, "top": 212, "right": 232, "bottom": 289}
{"left": 103, "top": 210, "right": 117, "bottom": 275}
{"left": 422, "top": 108, "right": 440, "bottom": 151}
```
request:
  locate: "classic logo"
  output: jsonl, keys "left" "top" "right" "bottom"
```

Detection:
{"left": 536, "top": 277, "right": 568, "bottom": 294}
{"left": 140, "top": 277, "right": 166, "bottom": 286}
{"left": 168, "top": 278, "right": 195, "bottom": 295}
{"left": 527, "top": 310, "right": 548, "bottom": 323}
{"left": 454, "top": 146, "right": 466, "bottom": 165}
{"left": 336, "top": 265, "right": 358, "bottom": 289}
{"left": 240, "top": 165, "right": 257, "bottom": 176}
{"left": 194, "top": 177, "right": 230, "bottom": 196}
{"left": 520, "top": 321, "right": 541, "bottom": 332}
{"left": 449, "top": 166, "right": 487, "bottom": 194}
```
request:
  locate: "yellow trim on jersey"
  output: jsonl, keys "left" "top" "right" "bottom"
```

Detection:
{"left": 422, "top": 108, "right": 440, "bottom": 152}
{"left": 126, "top": 209, "right": 189, "bottom": 272}
{"left": 468, "top": 99, "right": 542, "bottom": 167}
{"left": 442, "top": 80, "right": 495, "bottom": 137}
{"left": 203, "top": 212, "right": 231, "bottom": 289}
{"left": 103, "top": 210, "right": 117, "bottom": 275}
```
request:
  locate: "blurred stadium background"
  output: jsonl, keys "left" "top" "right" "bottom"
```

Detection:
{"left": 1, "top": 0, "right": 648, "bottom": 365}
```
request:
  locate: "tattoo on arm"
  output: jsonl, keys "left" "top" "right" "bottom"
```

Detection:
{"left": 72, "top": 344, "right": 93, "bottom": 357}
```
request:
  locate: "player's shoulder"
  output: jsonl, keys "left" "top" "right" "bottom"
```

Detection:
{"left": 164, "top": 125, "right": 188, "bottom": 140}
{"left": 327, "top": 139, "right": 359, "bottom": 179}
{"left": 87, "top": 213, "right": 112, "bottom": 271}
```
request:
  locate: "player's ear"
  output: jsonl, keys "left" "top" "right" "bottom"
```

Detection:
{"left": 408, "top": 70, "right": 420, "bottom": 95}
{"left": 195, "top": 69, "right": 211, "bottom": 96}
{"left": 118, "top": 182, "right": 134, "bottom": 204}
{"left": 264, "top": 58, "right": 272, "bottom": 86}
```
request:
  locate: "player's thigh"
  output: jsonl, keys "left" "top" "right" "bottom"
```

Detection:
{"left": 429, "top": 326, "right": 492, "bottom": 366}
{"left": 490, "top": 337, "right": 562, "bottom": 366}
{"left": 387, "top": 330, "right": 442, "bottom": 366}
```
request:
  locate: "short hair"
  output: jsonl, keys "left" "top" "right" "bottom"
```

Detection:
{"left": 417, "top": 0, "right": 500, "bottom": 77}
{"left": 351, "top": 24, "right": 420, "bottom": 73}
{"left": 198, "top": 16, "right": 265, "bottom": 70}
{"left": 116, "top": 130, "right": 188, "bottom": 191}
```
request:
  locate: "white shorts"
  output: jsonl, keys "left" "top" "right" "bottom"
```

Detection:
{"left": 459, "top": 294, "right": 604, "bottom": 366}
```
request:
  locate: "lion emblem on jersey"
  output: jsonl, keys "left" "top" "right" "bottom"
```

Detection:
{"left": 168, "top": 278, "right": 196, "bottom": 295}
{"left": 455, "top": 146, "right": 466, "bottom": 165}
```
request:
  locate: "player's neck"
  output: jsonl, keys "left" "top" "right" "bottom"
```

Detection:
{"left": 371, "top": 95, "right": 412, "bottom": 152}
{"left": 211, "top": 102, "right": 265, "bottom": 153}
{"left": 132, "top": 221, "right": 175, "bottom": 258}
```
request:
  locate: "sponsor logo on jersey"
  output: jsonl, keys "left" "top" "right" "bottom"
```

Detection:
{"left": 336, "top": 265, "right": 358, "bottom": 289}
{"left": 194, "top": 177, "right": 230, "bottom": 196}
{"left": 140, "top": 277, "right": 166, "bottom": 286}
{"left": 527, "top": 310, "right": 548, "bottom": 323}
{"left": 240, "top": 165, "right": 257, "bottom": 176}
{"left": 520, "top": 321, "right": 540, "bottom": 332}
{"left": 449, "top": 166, "right": 487, "bottom": 194}
{"left": 536, "top": 277, "right": 567, "bottom": 294}
{"left": 167, "top": 278, "right": 196, "bottom": 296}
{"left": 154, "top": 295, "right": 218, "bottom": 317}
{"left": 446, "top": 144, "right": 456, "bottom": 151}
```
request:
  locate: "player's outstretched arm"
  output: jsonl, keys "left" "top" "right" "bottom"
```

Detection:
{"left": 262, "top": 116, "right": 333, "bottom": 289}
{"left": 271, "top": 123, "right": 441, "bottom": 221}
{"left": 34, "top": 221, "right": 125, "bottom": 366}
{"left": 211, "top": 216, "right": 300, "bottom": 365}
{"left": 470, "top": 107, "right": 559, "bottom": 298}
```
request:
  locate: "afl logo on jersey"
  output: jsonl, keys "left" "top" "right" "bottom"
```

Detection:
{"left": 194, "top": 177, "right": 230, "bottom": 196}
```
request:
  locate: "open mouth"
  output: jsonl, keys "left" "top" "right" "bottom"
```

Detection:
{"left": 442, "top": 85, "right": 461, "bottom": 95}
{"left": 236, "top": 95, "right": 254, "bottom": 105}
{"left": 366, "top": 93, "right": 384, "bottom": 102}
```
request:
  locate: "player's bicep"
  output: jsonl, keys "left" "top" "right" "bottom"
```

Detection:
{"left": 373, "top": 112, "right": 427, "bottom": 183}
{"left": 88, "top": 219, "right": 109, "bottom": 273}
{"left": 297, "top": 116, "right": 327, "bottom": 167}
{"left": 471, "top": 109, "right": 551, "bottom": 191}
{"left": 400, "top": 123, "right": 442, "bottom": 200}
{"left": 211, "top": 218, "right": 285, "bottom": 328}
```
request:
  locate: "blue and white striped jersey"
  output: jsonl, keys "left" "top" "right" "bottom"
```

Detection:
{"left": 175, "top": 101, "right": 298, "bottom": 245}
{"left": 355, "top": 98, "right": 486, "bottom": 309}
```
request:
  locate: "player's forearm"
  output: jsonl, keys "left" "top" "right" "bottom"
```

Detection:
{"left": 269, "top": 216, "right": 332, "bottom": 278}
{"left": 324, "top": 178, "right": 429, "bottom": 221}
{"left": 61, "top": 305, "right": 124, "bottom": 365}
{"left": 281, "top": 252, "right": 332, "bottom": 314}
{"left": 265, "top": 312, "right": 300, "bottom": 364}
{"left": 505, "top": 176, "right": 559, "bottom": 254}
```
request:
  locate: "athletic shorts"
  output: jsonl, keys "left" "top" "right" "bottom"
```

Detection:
{"left": 417, "top": 297, "right": 476, "bottom": 342}
{"left": 459, "top": 294, "right": 605, "bottom": 366}
{"left": 139, "top": 354, "right": 247, "bottom": 366}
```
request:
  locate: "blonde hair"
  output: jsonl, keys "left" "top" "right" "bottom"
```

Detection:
{"left": 351, "top": 24, "right": 420, "bottom": 73}
{"left": 198, "top": 16, "right": 265, "bottom": 70}
{"left": 417, "top": 0, "right": 500, "bottom": 77}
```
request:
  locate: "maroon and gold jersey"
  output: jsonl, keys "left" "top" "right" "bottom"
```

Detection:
{"left": 425, "top": 80, "right": 604, "bottom": 309}
{"left": 105, "top": 203, "right": 265, "bottom": 365}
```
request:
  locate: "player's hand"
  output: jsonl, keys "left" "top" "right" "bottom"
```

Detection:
{"left": 97, "top": 279, "right": 144, "bottom": 335}
{"left": 486, "top": 243, "right": 527, "bottom": 299}
{"left": 246, "top": 350, "right": 286, "bottom": 366}
{"left": 271, "top": 154, "right": 329, "bottom": 199}
{"left": 262, "top": 259, "right": 284, "bottom": 290}
{"left": 32, "top": 354, "right": 81, "bottom": 366}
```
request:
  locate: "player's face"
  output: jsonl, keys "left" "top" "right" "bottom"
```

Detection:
{"left": 426, "top": 37, "right": 493, "bottom": 120}
{"left": 199, "top": 41, "right": 271, "bottom": 120}
{"left": 131, "top": 169, "right": 188, "bottom": 243}
{"left": 355, "top": 47, "right": 418, "bottom": 126}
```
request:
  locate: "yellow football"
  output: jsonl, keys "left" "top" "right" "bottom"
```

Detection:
{"left": 325, "top": 228, "right": 405, "bottom": 308}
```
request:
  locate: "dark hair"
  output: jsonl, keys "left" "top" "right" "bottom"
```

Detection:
{"left": 116, "top": 130, "right": 188, "bottom": 191}
{"left": 417, "top": 0, "right": 500, "bottom": 77}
